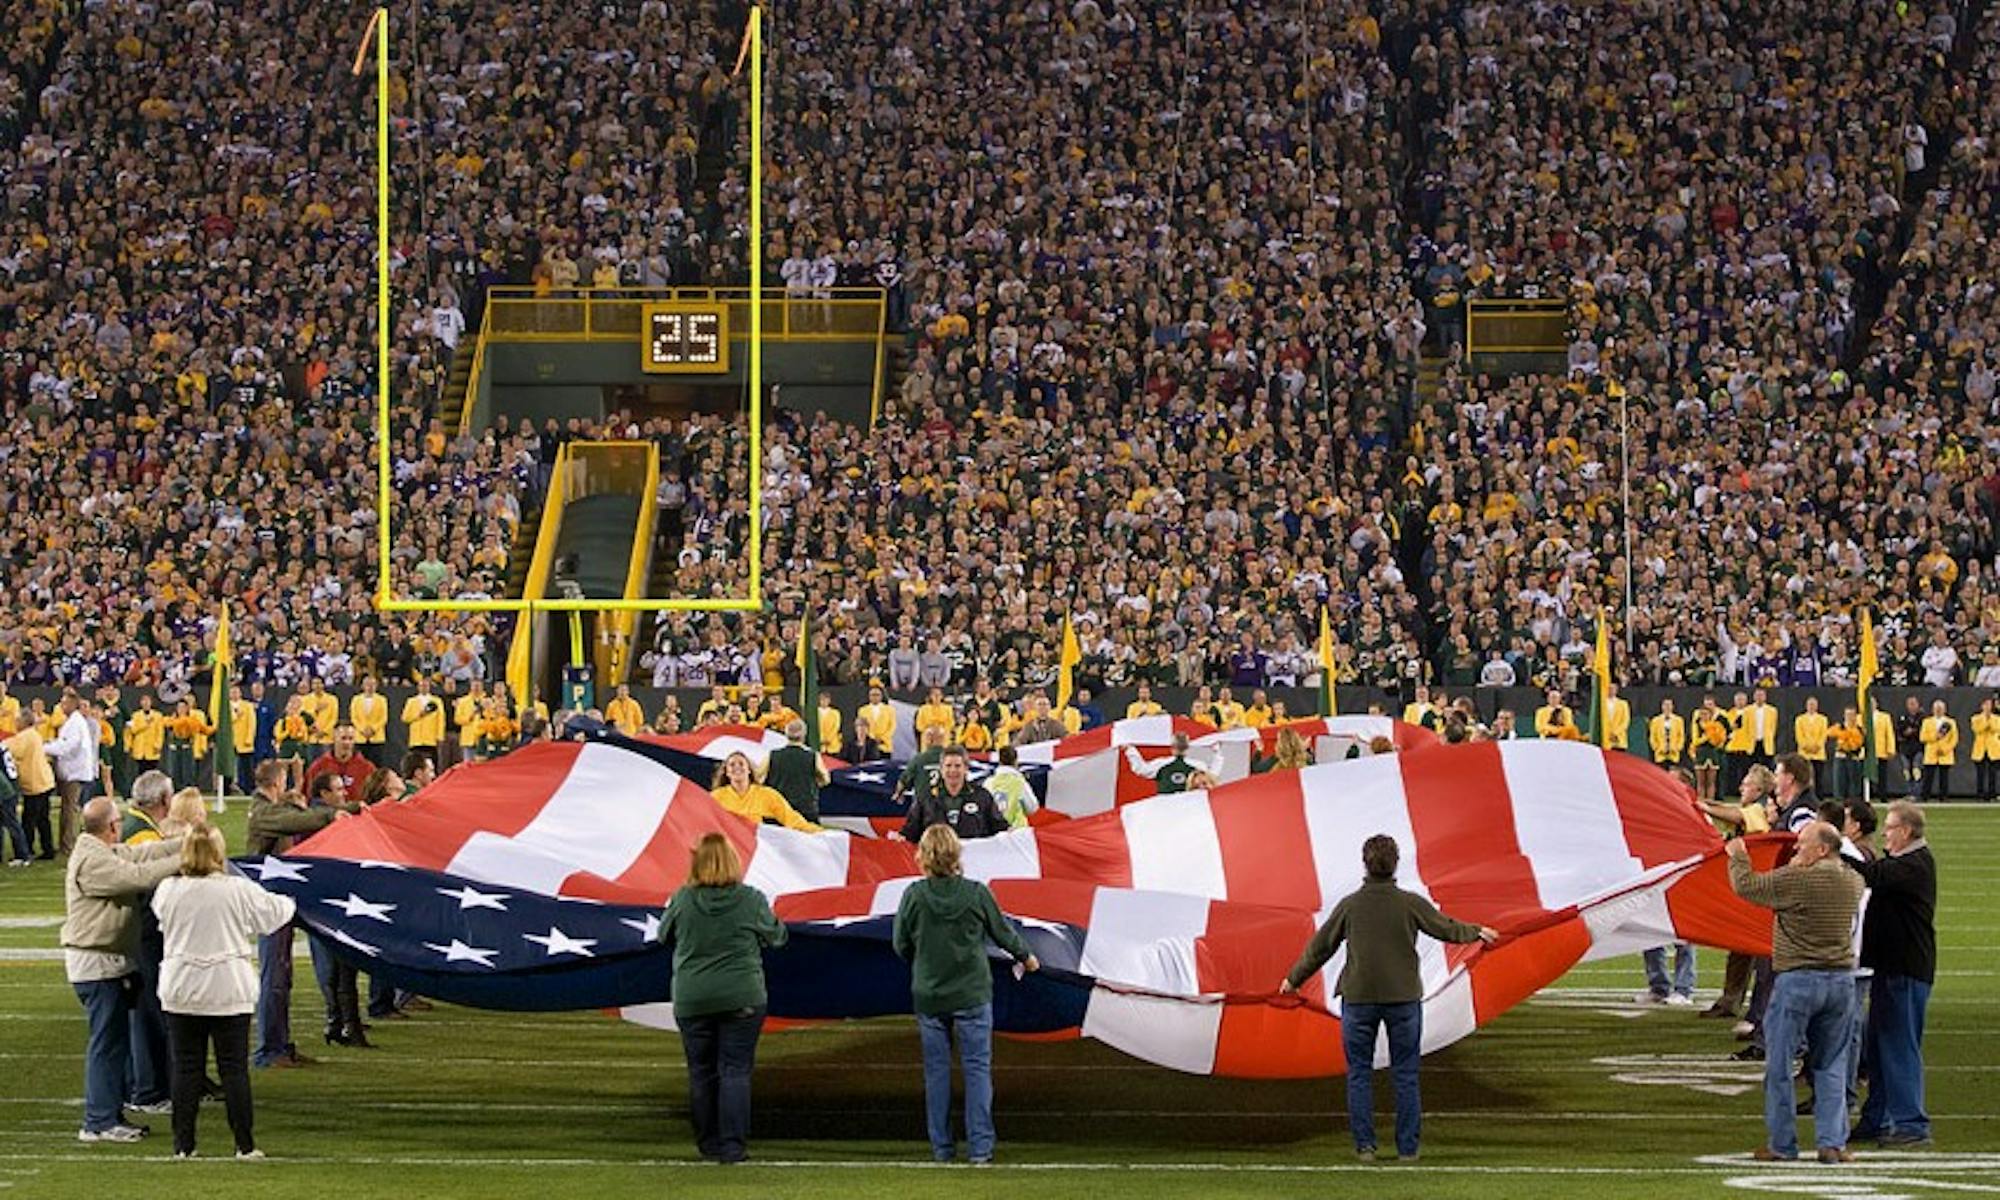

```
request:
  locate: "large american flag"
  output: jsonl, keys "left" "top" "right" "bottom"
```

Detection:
{"left": 271, "top": 730, "right": 1775, "bottom": 1078}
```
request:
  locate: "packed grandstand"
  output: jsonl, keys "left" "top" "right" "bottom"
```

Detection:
{"left": 0, "top": 0, "right": 1995, "bottom": 713}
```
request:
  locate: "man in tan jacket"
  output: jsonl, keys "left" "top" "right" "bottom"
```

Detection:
{"left": 62, "top": 797, "right": 183, "bottom": 1143}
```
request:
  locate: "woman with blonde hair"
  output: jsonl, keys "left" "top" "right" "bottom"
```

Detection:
{"left": 150, "top": 826, "right": 297, "bottom": 1159}
{"left": 1254, "top": 727, "right": 1314, "bottom": 774}
{"left": 656, "top": 832, "right": 787, "bottom": 1164}
{"left": 159, "top": 789, "right": 209, "bottom": 838}
{"left": 709, "top": 752, "right": 821, "bottom": 832}
{"left": 892, "top": 824, "right": 1039, "bottom": 1164}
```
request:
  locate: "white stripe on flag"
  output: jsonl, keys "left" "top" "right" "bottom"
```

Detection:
{"left": 743, "top": 826, "right": 853, "bottom": 900}
{"left": 1120, "top": 791, "right": 1225, "bottom": 898}
{"left": 869, "top": 877, "right": 918, "bottom": 916}
{"left": 961, "top": 828, "right": 1043, "bottom": 883}
{"left": 1416, "top": 969, "right": 1478, "bottom": 1058}
{"left": 1301, "top": 755, "right": 1425, "bottom": 907}
{"left": 1078, "top": 888, "right": 1209, "bottom": 994}
{"left": 1079, "top": 988, "right": 1221, "bottom": 1076}
{"left": 446, "top": 742, "right": 678, "bottom": 894}
{"left": 1042, "top": 751, "right": 1120, "bottom": 818}
{"left": 1499, "top": 741, "right": 1644, "bottom": 912}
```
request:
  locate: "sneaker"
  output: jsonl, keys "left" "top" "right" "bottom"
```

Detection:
{"left": 173, "top": 1150, "right": 197, "bottom": 1161}
{"left": 1698, "top": 1003, "right": 1739, "bottom": 1019}
{"left": 1398, "top": 1151, "right": 1420, "bottom": 1163}
{"left": 1731, "top": 1045, "right": 1766, "bottom": 1062}
{"left": 1632, "top": 991, "right": 1667, "bottom": 1004}
{"left": 1733, "top": 1020, "right": 1757, "bottom": 1038}
{"left": 970, "top": 1157, "right": 993, "bottom": 1167}
{"left": 1751, "top": 1147, "right": 1797, "bottom": 1162}
{"left": 1665, "top": 993, "right": 1695, "bottom": 1007}
{"left": 79, "top": 1125, "right": 148, "bottom": 1144}
{"left": 1356, "top": 1148, "right": 1377, "bottom": 1163}
{"left": 7, "top": 859, "right": 30, "bottom": 868}
{"left": 128, "top": 1099, "right": 173, "bottom": 1115}
{"left": 236, "top": 1148, "right": 266, "bottom": 1160}
{"left": 1877, "top": 1131, "right": 1933, "bottom": 1149}
{"left": 1817, "top": 1147, "right": 1855, "bottom": 1164}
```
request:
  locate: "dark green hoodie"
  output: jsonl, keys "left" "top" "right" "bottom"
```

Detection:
{"left": 891, "top": 875, "right": 1033, "bottom": 1016}
{"left": 659, "top": 883, "right": 788, "bottom": 1019}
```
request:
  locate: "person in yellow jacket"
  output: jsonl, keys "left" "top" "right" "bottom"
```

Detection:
{"left": 1919, "top": 699, "right": 1958, "bottom": 799}
{"left": 228, "top": 683, "right": 257, "bottom": 757}
{"left": 1212, "top": 687, "right": 1246, "bottom": 730}
{"left": 1401, "top": 685, "right": 1438, "bottom": 730}
{"left": 1243, "top": 689, "right": 1275, "bottom": 729}
{"left": 1870, "top": 702, "right": 1898, "bottom": 793}
{"left": 349, "top": 676, "right": 389, "bottom": 762}
{"left": 816, "top": 693, "right": 843, "bottom": 756}
{"left": 161, "top": 699, "right": 213, "bottom": 789}
{"left": 1721, "top": 690, "right": 1757, "bottom": 793}
{"left": 1125, "top": 681, "right": 1165, "bottom": 720}
{"left": 1745, "top": 688, "right": 1779, "bottom": 757}
{"left": 958, "top": 709, "right": 993, "bottom": 753}
{"left": 1534, "top": 689, "right": 1581, "bottom": 741}
{"left": 1649, "top": 698, "right": 1687, "bottom": 768}
{"left": 451, "top": 686, "right": 485, "bottom": 762}
{"left": 125, "top": 694, "right": 167, "bottom": 776}
{"left": 605, "top": 684, "right": 647, "bottom": 736}
{"left": 300, "top": 678, "right": 339, "bottom": 760}
{"left": 710, "top": 752, "right": 821, "bottom": 832}
{"left": 1971, "top": 696, "right": 2000, "bottom": 803}
{"left": 1601, "top": 682, "right": 1631, "bottom": 751}
{"left": 914, "top": 687, "right": 955, "bottom": 743}
{"left": 0, "top": 681, "right": 19, "bottom": 736}
{"left": 1792, "top": 697, "right": 1830, "bottom": 765}
{"left": 758, "top": 695, "right": 800, "bottom": 734}
{"left": 402, "top": 683, "right": 446, "bottom": 751}
{"left": 4, "top": 723, "right": 56, "bottom": 858}
{"left": 275, "top": 696, "right": 311, "bottom": 788}
{"left": 857, "top": 685, "right": 897, "bottom": 757}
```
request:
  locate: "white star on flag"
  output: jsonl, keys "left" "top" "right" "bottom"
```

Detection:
{"left": 619, "top": 913, "right": 662, "bottom": 942}
{"left": 851, "top": 771, "right": 886, "bottom": 784}
{"left": 328, "top": 928, "right": 382, "bottom": 957}
{"left": 523, "top": 927, "right": 598, "bottom": 958}
{"left": 323, "top": 893, "right": 398, "bottom": 924}
{"left": 356, "top": 860, "right": 410, "bottom": 871}
{"left": 437, "top": 884, "right": 510, "bottom": 912}
{"left": 423, "top": 939, "right": 500, "bottom": 967}
{"left": 245, "top": 857, "right": 311, "bottom": 883}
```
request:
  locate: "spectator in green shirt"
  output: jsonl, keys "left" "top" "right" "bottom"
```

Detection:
{"left": 657, "top": 833, "right": 787, "bottom": 1165}
{"left": 892, "top": 824, "right": 1038, "bottom": 1164}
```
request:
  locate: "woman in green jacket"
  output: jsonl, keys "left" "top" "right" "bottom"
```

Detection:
{"left": 892, "top": 824, "right": 1039, "bottom": 1164}
{"left": 657, "top": 833, "right": 787, "bottom": 1164}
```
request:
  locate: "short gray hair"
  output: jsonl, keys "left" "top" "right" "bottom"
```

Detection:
{"left": 1887, "top": 800, "right": 1925, "bottom": 840}
{"left": 785, "top": 718, "right": 807, "bottom": 741}
{"left": 131, "top": 770, "right": 174, "bottom": 810}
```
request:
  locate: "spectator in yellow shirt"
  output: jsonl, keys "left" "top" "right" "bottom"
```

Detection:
{"left": 1212, "top": 687, "right": 1246, "bottom": 730}
{"left": 958, "top": 710, "right": 993, "bottom": 753}
{"left": 1971, "top": 696, "right": 2000, "bottom": 803}
{"left": 301, "top": 678, "right": 339, "bottom": 759}
{"left": 816, "top": 694, "right": 843, "bottom": 755}
{"left": 349, "top": 676, "right": 389, "bottom": 762}
{"left": 1792, "top": 697, "right": 1829, "bottom": 764}
{"left": 1649, "top": 699, "right": 1687, "bottom": 766}
{"left": 1919, "top": 700, "right": 1958, "bottom": 799}
{"left": 914, "top": 687, "right": 955, "bottom": 744}
{"left": 857, "top": 685, "right": 897, "bottom": 757}
{"left": 402, "top": 684, "right": 446, "bottom": 751}
{"left": 605, "top": 684, "right": 646, "bottom": 736}
{"left": 125, "top": 695, "right": 167, "bottom": 774}
{"left": 1125, "top": 681, "right": 1164, "bottom": 720}
{"left": 1242, "top": 689, "right": 1274, "bottom": 729}
{"left": 1534, "top": 689, "right": 1582, "bottom": 740}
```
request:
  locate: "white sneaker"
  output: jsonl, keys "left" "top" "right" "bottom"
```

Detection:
{"left": 173, "top": 1150, "right": 197, "bottom": 1161}
{"left": 79, "top": 1125, "right": 148, "bottom": 1144}
{"left": 236, "top": 1148, "right": 265, "bottom": 1160}
{"left": 129, "top": 1100, "right": 173, "bottom": 1115}
{"left": 1632, "top": 990, "right": 1665, "bottom": 1004}
{"left": 1665, "top": 993, "right": 1695, "bottom": 1007}
{"left": 1733, "top": 1020, "right": 1756, "bottom": 1037}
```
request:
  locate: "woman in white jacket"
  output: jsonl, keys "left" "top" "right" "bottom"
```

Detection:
{"left": 150, "top": 827, "right": 295, "bottom": 1159}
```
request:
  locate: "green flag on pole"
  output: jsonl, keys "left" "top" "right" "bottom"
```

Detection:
{"left": 797, "top": 613, "right": 820, "bottom": 751}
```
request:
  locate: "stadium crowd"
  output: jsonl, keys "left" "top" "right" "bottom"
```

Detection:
{"left": 1, "top": 0, "right": 1996, "bottom": 727}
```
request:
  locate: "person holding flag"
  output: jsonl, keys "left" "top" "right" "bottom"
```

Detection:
{"left": 1317, "top": 606, "right": 1341, "bottom": 718}
{"left": 1859, "top": 608, "right": 1884, "bottom": 801}
{"left": 1055, "top": 614, "right": 1082, "bottom": 717}
{"left": 207, "top": 606, "right": 238, "bottom": 801}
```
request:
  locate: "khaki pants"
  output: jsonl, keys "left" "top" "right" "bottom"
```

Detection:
{"left": 57, "top": 780, "right": 91, "bottom": 854}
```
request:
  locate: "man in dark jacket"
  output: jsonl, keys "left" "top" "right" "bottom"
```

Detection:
{"left": 896, "top": 747, "right": 1007, "bottom": 843}
{"left": 1847, "top": 800, "right": 1938, "bottom": 1147}
{"left": 764, "top": 720, "right": 827, "bottom": 822}
{"left": 245, "top": 761, "right": 337, "bottom": 1068}
{"left": 1282, "top": 835, "right": 1497, "bottom": 1163}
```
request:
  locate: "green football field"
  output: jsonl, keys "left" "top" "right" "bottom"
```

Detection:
{"left": 2, "top": 807, "right": 1994, "bottom": 1199}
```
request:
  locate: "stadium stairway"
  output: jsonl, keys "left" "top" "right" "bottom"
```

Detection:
{"left": 438, "top": 340, "right": 478, "bottom": 436}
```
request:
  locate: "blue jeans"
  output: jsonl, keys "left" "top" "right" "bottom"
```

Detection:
{"left": 678, "top": 1005, "right": 764, "bottom": 1162}
{"left": 307, "top": 932, "right": 339, "bottom": 1031}
{"left": 1342, "top": 1000, "right": 1423, "bottom": 1157}
{"left": 1762, "top": 970, "right": 1853, "bottom": 1156}
{"left": 918, "top": 1002, "right": 994, "bottom": 1162}
{"left": 367, "top": 973, "right": 407, "bottom": 1018}
{"left": 1847, "top": 976, "right": 1869, "bottom": 1109}
{"left": 0, "top": 790, "right": 28, "bottom": 861}
{"left": 1643, "top": 943, "right": 1696, "bottom": 998}
{"left": 254, "top": 924, "right": 296, "bottom": 1066}
{"left": 75, "top": 976, "right": 136, "bottom": 1132}
{"left": 1858, "top": 974, "right": 1931, "bottom": 1140}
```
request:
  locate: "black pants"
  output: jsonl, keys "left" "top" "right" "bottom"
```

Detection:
{"left": 21, "top": 791, "right": 53, "bottom": 859}
{"left": 1720, "top": 951, "right": 1753, "bottom": 1012}
{"left": 1922, "top": 764, "right": 1951, "bottom": 800}
{"left": 1976, "top": 759, "right": 1997, "bottom": 802}
{"left": 0, "top": 791, "right": 28, "bottom": 861}
{"left": 167, "top": 1012, "right": 254, "bottom": 1155}
{"left": 678, "top": 1005, "right": 765, "bottom": 1162}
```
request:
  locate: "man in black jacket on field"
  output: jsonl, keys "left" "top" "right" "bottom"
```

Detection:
{"left": 895, "top": 747, "right": 1007, "bottom": 843}
{"left": 1846, "top": 800, "right": 1938, "bottom": 1148}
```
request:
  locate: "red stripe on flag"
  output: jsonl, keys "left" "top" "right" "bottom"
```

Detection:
{"left": 1211, "top": 1001, "right": 1343, "bottom": 1078}
{"left": 1401, "top": 743, "right": 1548, "bottom": 925}
{"left": 296, "top": 741, "right": 583, "bottom": 869}
{"left": 1194, "top": 899, "right": 1319, "bottom": 995}
{"left": 560, "top": 779, "right": 755, "bottom": 905}
{"left": 1602, "top": 751, "right": 1723, "bottom": 867}
{"left": 1209, "top": 775, "right": 1322, "bottom": 912}
{"left": 1466, "top": 916, "right": 1591, "bottom": 1023}
{"left": 1033, "top": 813, "right": 1134, "bottom": 889}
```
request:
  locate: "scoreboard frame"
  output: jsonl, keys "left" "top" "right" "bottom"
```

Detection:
{"left": 639, "top": 302, "right": 731, "bottom": 374}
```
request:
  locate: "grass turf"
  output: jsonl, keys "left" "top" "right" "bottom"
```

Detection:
{"left": 1, "top": 805, "right": 1994, "bottom": 1199}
